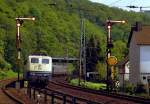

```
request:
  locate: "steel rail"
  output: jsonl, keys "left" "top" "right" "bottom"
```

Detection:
{"left": 50, "top": 78, "right": 150, "bottom": 104}
{"left": 0, "top": 79, "right": 24, "bottom": 104}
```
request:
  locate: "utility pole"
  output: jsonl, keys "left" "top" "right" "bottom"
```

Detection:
{"left": 67, "top": 1, "right": 92, "bottom": 85}
{"left": 106, "top": 18, "right": 125, "bottom": 92}
{"left": 66, "top": 3, "right": 85, "bottom": 85}
{"left": 15, "top": 17, "right": 35, "bottom": 88}
{"left": 79, "top": 16, "right": 86, "bottom": 85}
{"left": 65, "top": 47, "right": 69, "bottom": 81}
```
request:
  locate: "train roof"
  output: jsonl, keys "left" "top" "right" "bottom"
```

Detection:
{"left": 31, "top": 52, "right": 48, "bottom": 56}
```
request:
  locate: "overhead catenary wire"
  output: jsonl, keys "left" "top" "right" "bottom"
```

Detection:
{"left": 109, "top": 0, "right": 141, "bottom": 7}
{"left": 126, "top": 5, "right": 150, "bottom": 12}
{"left": 108, "top": 0, "right": 150, "bottom": 12}
{"left": 109, "top": 0, "right": 124, "bottom": 6}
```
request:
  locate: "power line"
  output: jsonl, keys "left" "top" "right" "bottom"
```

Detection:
{"left": 126, "top": 5, "right": 150, "bottom": 12}
{"left": 109, "top": 0, "right": 124, "bottom": 6}
{"left": 129, "top": 0, "right": 135, "bottom": 6}
{"left": 108, "top": 0, "right": 150, "bottom": 12}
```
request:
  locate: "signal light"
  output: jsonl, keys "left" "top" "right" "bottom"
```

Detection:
{"left": 121, "top": 20, "right": 126, "bottom": 24}
{"left": 19, "top": 20, "right": 24, "bottom": 25}
{"left": 31, "top": 17, "right": 35, "bottom": 21}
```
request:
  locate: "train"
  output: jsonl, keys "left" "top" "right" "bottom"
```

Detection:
{"left": 86, "top": 72, "right": 100, "bottom": 82}
{"left": 24, "top": 53, "right": 52, "bottom": 87}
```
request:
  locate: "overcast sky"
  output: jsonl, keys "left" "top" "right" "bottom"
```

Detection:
{"left": 89, "top": 0, "right": 150, "bottom": 12}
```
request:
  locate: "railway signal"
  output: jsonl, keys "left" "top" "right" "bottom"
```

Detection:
{"left": 16, "top": 17, "right": 35, "bottom": 59}
{"left": 107, "top": 56, "right": 118, "bottom": 66}
{"left": 106, "top": 18, "right": 126, "bottom": 92}
{"left": 15, "top": 17, "right": 35, "bottom": 88}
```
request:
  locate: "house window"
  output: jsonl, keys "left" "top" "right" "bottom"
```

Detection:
{"left": 140, "top": 46, "right": 150, "bottom": 73}
{"left": 143, "top": 76, "right": 146, "bottom": 80}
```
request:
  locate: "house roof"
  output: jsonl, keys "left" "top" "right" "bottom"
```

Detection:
{"left": 117, "top": 56, "right": 129, "bottom": 66}
{"left": 127, "top": 26, "right": 134, "bottom": 47}
{"left": 128, "top": 24, "right": 150, "bottom": 46}
{"left": 136, "top": 26, "right": 150, "bottom": 45}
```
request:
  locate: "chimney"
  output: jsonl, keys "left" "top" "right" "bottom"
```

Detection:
{"left": 134, "top": 22, "right": 142, "bottom": 31}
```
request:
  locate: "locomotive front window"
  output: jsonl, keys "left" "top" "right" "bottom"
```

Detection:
{"left": 31, "top": 58, "right": 39, "bottom": 63}
{"left": 42, "top": 59, "right": 49, "bottom": 64}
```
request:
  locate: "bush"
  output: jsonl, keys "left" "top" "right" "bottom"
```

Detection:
{"left": 0, "top": 70, "right": 17, "bottom": 80}
{"left": 70, "top": 78, "right": 106, "bottom": 90}
{"left": 0, "top": 56, "right": 12, "bottom": 70}
{"left": 135, "top": 84, "right": 146, "bottom": 94}
{"left": 0, "top": 71, "right": 7, "bottom": 79}
{"left": 124, "top": 83, "right": 135, "bottom": 94}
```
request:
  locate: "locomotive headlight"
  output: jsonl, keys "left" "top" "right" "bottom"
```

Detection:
{"left": 30, "top": 73, "right": 35, "bottom": 75}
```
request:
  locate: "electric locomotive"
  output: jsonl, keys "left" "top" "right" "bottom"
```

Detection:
{"left": 24, "top": 53, "right": 52, "bottom": 87}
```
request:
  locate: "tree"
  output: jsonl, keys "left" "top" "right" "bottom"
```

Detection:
{"left": 0, "top": 0, "right": 150, "bottom": 74}
{"left": 86, "top": 35, "right": 101, "bottom": 72}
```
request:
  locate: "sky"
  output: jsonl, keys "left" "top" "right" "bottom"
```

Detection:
{"left": 89, "top": 0, "right": 150, "bottom": 12}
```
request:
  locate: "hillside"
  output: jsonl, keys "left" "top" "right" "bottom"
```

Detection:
{"left": 0, "top": 0, "right": 150, "bottom": 70}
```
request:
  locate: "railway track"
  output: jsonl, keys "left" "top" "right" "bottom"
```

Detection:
{"left": 46, "top": 75, "right": 150, "bottom": 104}
{"left": 0, "top": 79, "right": 23, "bottom": 104}
{"left": 0, "top": 78, "right": 34, "bottom": 104}
{"left": 47, "top": 81, "right": 138, "bottom": 104}
{"left": 26, "top": 74, "right": 150, "bottom": 104}
{"left": 52, "top": 80, "right": 150, "bottom": 104}
{"left": 0, "top": 88, "right": 20, "bottom": 104}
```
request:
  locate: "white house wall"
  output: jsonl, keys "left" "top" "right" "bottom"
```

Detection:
{"left": 124, "top": 62, "right": 130, "bottom": 80}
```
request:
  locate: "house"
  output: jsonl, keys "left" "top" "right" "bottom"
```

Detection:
{"left": 118, "top": 56, "right": 130, "bottom": 88}
{"left": 128, "top": 22, "right": 150, "bottom": 91}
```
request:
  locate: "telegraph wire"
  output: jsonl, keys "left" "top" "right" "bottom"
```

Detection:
{"left": 109, "top": 0, "right": 124, "bottom": 6}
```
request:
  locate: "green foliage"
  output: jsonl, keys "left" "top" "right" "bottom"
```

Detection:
{"left": 124, "top": 83, "right": 147, "bottom": 95}
{"left": 124, "top": 82, "right": 135, "bottom": 94}
{"left": 112, "top": 40, "right": 128, "bottom": 61}
{"left": 0, "top": 56, "right": 11, "bottom": 70}
{"left": 86, "top": 35, "right": 102, "bottom": 72}
{"left": 0, "top": 70, "right": 17, "bottom": 80}
{"left": 66, "top": 64, "right": 75, "bottom": 81}
{"left": 0, "top": 71, "right": 7, "bottom": 80}
{"left": 97, "top": 62, "right": 106, "bottom": 80}
{"left": 0, "top": 0, "right": 150, "bottom": 72}
{"left": 134, "top": 84, "right": 146, "bottom": 94}
{"left": 70, "top": 78, "right": 106, "bottom": 90}
{"left": 67, "top": 64, "right": 75, "bottom": 74}
{"left": 85, "top": 81, "right": 106, "bottom": 90}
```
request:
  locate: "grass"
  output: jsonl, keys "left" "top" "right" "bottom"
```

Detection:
{"left": 0, "top": 70, "right": 18, "bottom": 80}
{"left": 70, "top": 78, "right": 106, "bottom": 90}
